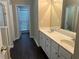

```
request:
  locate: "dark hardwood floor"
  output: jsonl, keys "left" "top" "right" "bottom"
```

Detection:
{"left": 10, "top": 32, "right": 48, "bottom": 59}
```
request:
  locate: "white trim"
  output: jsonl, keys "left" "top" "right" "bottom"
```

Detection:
{"left": 8, "top": 3, "right": 16, "bottom": 43}
{"left": 15, "top": 4, "right": 31, "bottom": 38}
{"left": 34, "top": 39, "right": 39, "bottom": 47}
{"left": 30, "top": 36, "right": 34, "bottom": 39}
{"left": 8, "top": 45, "right": 14, "bottom": 59}
{"left": 16, "top": 4, "right": 31, "bottom": 7}
{"left": 15, "top": 32, "right": 21, "bottom": 40}
{"left": 15, "top": 5, "right": 20, "bottom": 40}
{"left": 8, "top": 44, "right": 14, "bottom": 49}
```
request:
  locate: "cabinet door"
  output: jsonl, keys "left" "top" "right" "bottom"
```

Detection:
{"left": 40, "top": 32, "right": 43, "bottom": 46}
{"left": 45, "top": 38, "right": 51, "bottom": 58}
{"left": 58, "top": 53, "right": 66, "bottom": 59}
{"left": 42, "top": 36, "right": 46, "bottom": 51}
{"left": 59, "top": 47, "right": 71, "bottom": 59}
{"left": 51, "top": 46, "right": 58, "bottom": 59}
{"left": 40, "top": 33, "right": 45, "bottom": 51}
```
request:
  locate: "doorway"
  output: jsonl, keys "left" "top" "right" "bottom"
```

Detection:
{"left": 16, "top": 5, "right": 30, "bottom": 33}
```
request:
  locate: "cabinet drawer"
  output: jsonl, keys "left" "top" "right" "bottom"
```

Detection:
{"left": 59, "top": 47, "right": 71, "bottom": 59}
{"left": 51, "top": 39, "right": 58, "bottom": 50}
{"left": 45, "top": 38, "right": 51, "bottom": 58}
{"left": 46, "top": 37, "right": 51, "bottom": 46}
{"left": 40, "top": 32, "right": 46, "bottom": 40}
{"left": 40, "top": 32, "right": 44, "bottom": 39}
{"left": 45, "top": 47, "right": 50, "bottom": 58}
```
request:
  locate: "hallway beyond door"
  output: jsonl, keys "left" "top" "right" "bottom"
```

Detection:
{"left": 16, "top": 5, "right": 30, "bottom": 32}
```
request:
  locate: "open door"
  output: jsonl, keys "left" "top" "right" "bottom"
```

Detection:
{"left": 16, "top": 5, "right": 30, "bottom": 33}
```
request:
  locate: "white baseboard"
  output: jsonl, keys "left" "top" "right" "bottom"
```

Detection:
{"left": 34, "top": 39, "right": 39, "bottom": 47}
{"left": 16, "top": 33, "right": 21, "bottom": 40}
{"left": 30, "top": 35, "right": 34, "bottom": 39}
{"left": 8, "top": 44, "right": 14, "bottom": 49}
{"left": 7, "top": 44, "right": 14, "bottom": 59}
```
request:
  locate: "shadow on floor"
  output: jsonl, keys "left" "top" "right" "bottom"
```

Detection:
{"left": 10, "top": 32, "right": 48, "bottom": 59}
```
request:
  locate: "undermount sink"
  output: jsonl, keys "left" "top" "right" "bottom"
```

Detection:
{"left": 57, "top": 29, "right": 76, "bottom": 39}
{"left": 60, "top": 39, "right": 74, "bottom": 47}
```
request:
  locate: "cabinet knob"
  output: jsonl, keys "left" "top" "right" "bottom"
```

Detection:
{"left": 55, "top": 52, "right": 58, "bottom": 54}
{"left": 46, "top": 44, "right": 48, "bottom": 47}
{"left": 58, "top": 55, "right": 60, "bottom": 57}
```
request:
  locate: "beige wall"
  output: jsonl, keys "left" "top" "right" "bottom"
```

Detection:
{"left": 0, "top": 0, "right": 16, "bottom": 47}
{"left": 51, "top": 0, "right": 63, "bottom": 27}
{"left": 39, "top": 0, "right": 51, "bottom": 27}
{"left": 38, "top": 0, "right": 63, "bottom": 28}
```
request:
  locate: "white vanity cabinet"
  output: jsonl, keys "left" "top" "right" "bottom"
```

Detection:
{"left": 50, "top": 39, "right": 71, "bottom": 59}
{"left": 39, "top": 31, "right": 72, "bottom": 59}
{"left": 40, "top": 32, "right": 51, "bottom": 58}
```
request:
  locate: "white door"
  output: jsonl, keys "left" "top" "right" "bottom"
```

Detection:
{"left": 0, "top": 3, "right": 5, "bottom": 26}
{"left": 0, "top": 29, "right": 8, "bottom": 59}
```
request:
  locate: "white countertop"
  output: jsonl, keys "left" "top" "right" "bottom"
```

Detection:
{"left": 39, "top": 27, "right": 75, "bottom": 54}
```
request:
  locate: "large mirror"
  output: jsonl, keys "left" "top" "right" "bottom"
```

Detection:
{"left": 62, "top": 5, "right": 77, "bottom": 32}
{"left": 51, "top": 0, "right": 78, "bottom": 33}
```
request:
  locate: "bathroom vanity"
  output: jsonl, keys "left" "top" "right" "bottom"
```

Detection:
{"left": 38, "top": 0, "right": 78, "bottom": 59}
{"left": 39, "top": 28, "right": 75, "bottom": 59}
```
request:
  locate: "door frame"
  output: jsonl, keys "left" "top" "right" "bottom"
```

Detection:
{"left": 15, "top": 4, "right": 31, "bottom": 39}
